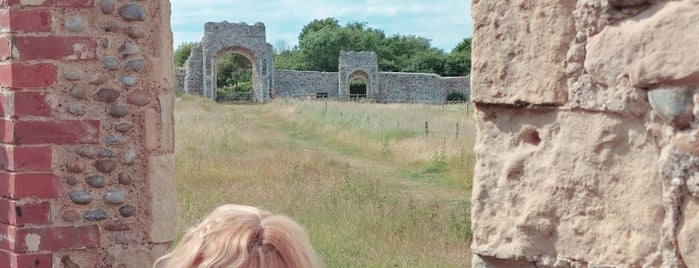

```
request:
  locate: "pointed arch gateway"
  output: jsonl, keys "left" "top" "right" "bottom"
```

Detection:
{"left": 184, "top": 21, "right": 274, "bottom": 102}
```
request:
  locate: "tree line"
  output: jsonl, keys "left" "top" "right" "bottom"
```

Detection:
{"left": 174, "top": 18, "right": 471, "bottom": 91}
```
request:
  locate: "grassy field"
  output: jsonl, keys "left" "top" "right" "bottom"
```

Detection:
{"left": 174, "top": 95, "right": 476, "bottom": 267}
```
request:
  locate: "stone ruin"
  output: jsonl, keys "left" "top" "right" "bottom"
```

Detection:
{"left": 471, "top": 0, "right": 699, "bottom": 267}
{"left": 337, "top": 51, "right": 379, "bottom": 100}
{"left": 182, "top": 22, "right": 470, "bottom": 103}
{"left": 0, "top": 0, "right": 175, "bottom": 266}
{"left": 185, "top": 21, "right": 274, "bottom": 102}
{"left": 271, "top": 51, "right": 472, "bottom": 103}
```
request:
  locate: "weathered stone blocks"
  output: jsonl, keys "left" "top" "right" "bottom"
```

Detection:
{"left": 471, "top": 0, "right": 699, "bottom": 267}
{"left": 148, "top": 154, "right": 176, "bottom": 242}
{"left": 472, "top": 109, "right": 663, "bottom": 266}
{"left": 584, "top": 1, "right": 699, "bottom": 88}
{"left": 471, "top": 1, "right": 576, "bottom": 105}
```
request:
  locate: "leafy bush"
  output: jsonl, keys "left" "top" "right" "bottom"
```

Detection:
{"left": 446, "top": 91, "right": 467, "bottom": 102}
{"left": 235, "top": 81, "right": 252, "bottom": 92}
{"left": 174, "top": 42, "right": 197, "bottom": 67}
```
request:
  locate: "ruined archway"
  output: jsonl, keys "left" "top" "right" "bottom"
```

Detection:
{"left": 185, "top": 21, "right": 274, "bottom": 102}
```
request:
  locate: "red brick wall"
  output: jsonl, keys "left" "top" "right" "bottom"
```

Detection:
{"left": 0, "top": 0, "right": 175, "bottom": 266}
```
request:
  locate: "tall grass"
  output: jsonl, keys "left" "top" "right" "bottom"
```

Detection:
{"left": 174, "top": 96, "right": 475, "bottom": 267}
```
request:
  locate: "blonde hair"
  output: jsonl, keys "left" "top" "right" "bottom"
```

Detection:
{"left": 154, "top": 204, "right": 321, "bottom": 268}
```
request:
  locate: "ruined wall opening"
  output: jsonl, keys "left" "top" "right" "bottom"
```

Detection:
{"left": 348, "top": 70, "right": 369, "bottom": 100}
{"left": 214, "top": 49, "right": 255, "bottom": 102}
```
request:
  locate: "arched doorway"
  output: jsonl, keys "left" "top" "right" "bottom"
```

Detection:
{"left": 348, "top": 70, "right": 370, "bottom": 100}
{"left": 214, "top": 49, "right": 255, "bottom": 102}
{"left": 184, "top": 21, "right": 274, "bottom": 102}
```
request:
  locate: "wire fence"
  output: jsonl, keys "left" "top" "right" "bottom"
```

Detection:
{"left": 211, "top": 94, "right": 475, "bottom": 140}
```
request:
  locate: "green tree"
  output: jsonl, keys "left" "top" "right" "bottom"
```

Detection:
{"left": 217, "top": 53, "right": 252, "bottom": 92}
{"left": 285, "top": 17, "right": 468, "bottom": 76}
{"left": 272, "top": 39, "right": 305, "bottom": 70}
{"left": 275, "top": 49, "right": 305, "bottom": 70}
{"left": 443, "top": 37, "right": 471, "bottom": 76}
{"left": 298, "top": 18, "right": 340, "bottom": 41}
{"left": 174, "top": 41, "right": 197, "bottom": 67}
{"left": 298, "top": 19, "right": 385, "bottom": 72}
{"left": 382, "top": 35, "right": 446, "bottom": 74}
{"left": 298, "top": 25, "right": 349, "bottom": 72}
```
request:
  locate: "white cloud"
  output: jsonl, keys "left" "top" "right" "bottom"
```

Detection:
{"left": 171, "top": 0, "right": 472, "bottom": 51}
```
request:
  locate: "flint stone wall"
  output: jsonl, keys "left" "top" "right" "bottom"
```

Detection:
{"left": 471, "top": 1, "right": 699, "bottom": 267}
{"left": 378, "top": 72, "right": 470, "bottom": 103}
{"left": 274, "top": 70, "right": 470, "bottom": 103}
{"left": 274, "top": 70, "right": 339, "bottom": 98}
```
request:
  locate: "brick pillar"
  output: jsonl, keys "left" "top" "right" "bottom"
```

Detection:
{"left": 0, "top": 0, "right": 175, "bottom": 267}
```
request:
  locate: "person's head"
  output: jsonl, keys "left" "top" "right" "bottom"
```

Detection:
{"left": 154, "top": 204, "right": 321, "bottom": 268}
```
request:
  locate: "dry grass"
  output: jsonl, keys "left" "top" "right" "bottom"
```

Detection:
{"left": 174, "top": 96, "right": 475, "bottom": 267}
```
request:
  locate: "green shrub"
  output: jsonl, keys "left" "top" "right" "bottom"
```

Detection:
{"left": 446, "top": 91, "right": 467, "bottom": 102}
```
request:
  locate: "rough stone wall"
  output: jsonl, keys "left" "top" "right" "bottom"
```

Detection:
{"left": 185, "top": 21, "right": 274, "bottom": 102}
{"left": 274, "top": 70, "right": 339, "bottom": 99}
{"left": 471, "top": 1, "right": 699, "bottom": 267}
{"left": 174, "top": 67, "right": 186, "bottom": 92}
{"left": 378, "top": 72, "right": 470, "bottom": 103}
{"left": 184, "top": 44, "right": 204, "bottom": 96}
{"left": 274, "top": 69, "right": 470, "bottom": 103}
{"left": 0, "top": 0, "right": 176, "bottom": 266}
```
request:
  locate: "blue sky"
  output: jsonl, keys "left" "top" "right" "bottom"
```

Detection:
{"left": 170, "top": 0, "right": 472, "bottom": 52}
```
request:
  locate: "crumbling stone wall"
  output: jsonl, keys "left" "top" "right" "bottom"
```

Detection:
{"left": 0, "top": 0, "right": 175, "bottom": 266}
{"left": 378, "top": 72, "right": 469, "bottom": 103}
{"left": 274, "top": 69, "right": 470, "bottom": 103}
{"left": 184, "top": 21, "right": 274, "bottom": 102}
{"left": 471, "top": 0, "right": 699, "bottom": 267}
{"left": 174, "top": 67, "right": 186, "bottom": 93}
{"left": 275, "top": 70, "right": 339, "bottom": 99}
{"left": 184, "top": 44, "right": 204, "bottom": 96}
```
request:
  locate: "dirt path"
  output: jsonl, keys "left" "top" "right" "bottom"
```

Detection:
{"left": 233, "top": 104, "right": 469, "bottom": 204}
